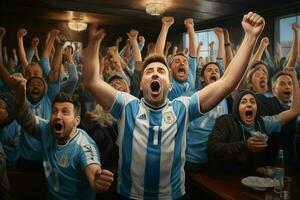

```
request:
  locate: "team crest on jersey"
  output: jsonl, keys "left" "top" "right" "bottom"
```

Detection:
{"left": 164, "top": 111, "right": 175, "bottom": 124}
{"left": 138, "top": 113, "right": 147, "bottom": 120}
{"left": 59, "top": 154, "right": 69, "bottom": 167}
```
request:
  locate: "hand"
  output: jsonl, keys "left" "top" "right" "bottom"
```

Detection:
{"left": 260, "top": 37, "right": 269, "bottom": 47}
{"left": 94, "top": 169, "right": 114, "bottom": 192}
{"left": 198, "top": 42, "right": 203, "bottom": 46}
{"left": 17, "top": 28, "right": 27, "bottom": 38}
{"left": 138, "top": 36, "right": 145, "bottom": 44}
{"left": 213, "top": 27, "right": 224, "bottom": 36}
{"left": 57, "top": 33, "right": 67, "bottom": 46}
{"left": 88, "top": 24, "right": 106, "bottom": 42}
{"left": 292, "top": 23, "right": 300, "bottom": 32}
{"left": 107, "top": 46, "right": 118, "bottom": 56}
{"left": 31, "top": 37, "right": 40, "bottom": 47}
{"left": 49, "top": 29, "right": 60, "bottom": 40}
{"left": 246, "top": 136, "right": 267, "bottom": 152}
{"left": 12, "top": 48, "right": 16, "bottom": 54}
{"left": 184, "top": 18, "right": 194, "bottom": 29}
{"left": 9, "top": 73, "right": 26, "bottom": 92}
{"left": 283, "top": 66, "right": 296, "bottom": 78}
{"left": 242, "top": 12, "right": 265, "bottom": 37}
{"left": 127, "top": 29, "right": 139, "bottom": 41}
{"left": 0, "top": 27, "right": 6, "bottom": 39}
{"left": 162, "top": 16, "right": 174, "bottom": 28}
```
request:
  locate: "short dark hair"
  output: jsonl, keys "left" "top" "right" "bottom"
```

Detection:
{"left": 142, "top": 53, "right": 171, "bottom": 80}
{"left": 142, "top": 53, "right": 169, "bottom": 71}
{"left": 52, "top": 92, "right": 81, "bottom": 116}
{"left": 250, "top": 60, "right": 268, "bottom": 69}
{"left": 271, "top": 71, "right": 291, "bottom": 86}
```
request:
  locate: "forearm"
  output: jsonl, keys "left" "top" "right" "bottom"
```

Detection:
{"left": 83, "top": 38, "right": 117, "bottom": 111}
{"left": 155, "top": 25, "right": 169, "bottom": 54}
{"left": 199, "top": 34, "right": 257, "bottom": 113}
{"left": 286, "top": 29, "right": 298, "bottom": 67}
{"left": 48, "top": 45, "right": 63, "bottom": 82}
{"left": 216, "top": 34, "right": 224, "bottom": 59}
{"left": 15, "top": 100, "right": 39, "bottom": 139}
{"left": 17, "top": 37, "right": 28, "bottom": 68}
{"left": 187, "top": 26, "right": 197, "bottom": 57}
{"left": 26, "top": 48, "right": 35, "bottom": 64}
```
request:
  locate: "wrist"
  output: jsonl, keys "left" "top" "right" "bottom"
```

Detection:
{"left": 224, "top": 43, "right": 230, "bottom": 47}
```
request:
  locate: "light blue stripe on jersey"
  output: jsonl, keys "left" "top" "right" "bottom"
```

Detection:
{"left": 171, "top": 100, "right": 187, "bottom": 199}
{"left": 119, "top": 100, "right": 140, "bottom": 197}
{"left": 143, "top": 110, "right": 162, "bottom": 199}
{"left": 110, "top": 92, "right": 124, "bottom": 119}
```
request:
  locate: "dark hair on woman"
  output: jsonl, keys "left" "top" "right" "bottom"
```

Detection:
{"left": 52, "top": 92, "right": 81, "bottom": 116}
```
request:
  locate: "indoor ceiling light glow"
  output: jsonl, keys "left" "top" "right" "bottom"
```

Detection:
{"left": 146, "top": 0, "right": 167, "bottom": 16}
{"left": 68, "top": 18, "right": 87, "bottom": 32}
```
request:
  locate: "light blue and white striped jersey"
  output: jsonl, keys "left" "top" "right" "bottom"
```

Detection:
{"left": 19, "top": 58, "right": 60, "bottom": 161}
{"left": 110, "top": 91, "right": 202, "bottom": 200}
{"left": 186, "top": 99, "right": 228, "bottom": 163}
{"left": 34, "top": 117, "right": 100, "bottom": 200}
{"left": 168, "top": 57, "right": 197, "bottom": 100}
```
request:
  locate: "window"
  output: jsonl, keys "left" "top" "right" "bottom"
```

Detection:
{"left": 277, "top": 13, "right": 300, "bottom": 57}
{"left": 183, "top": 30, "right": 218, "bottom": 58}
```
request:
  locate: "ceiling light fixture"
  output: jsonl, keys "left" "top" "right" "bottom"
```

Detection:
{"left": 146, "top": 0, "right": 167, "bottom": 16}
{"left": 68, "top": 18, "right": 87, "bottom": 32}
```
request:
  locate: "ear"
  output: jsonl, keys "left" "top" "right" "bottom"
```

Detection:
{"left": 74, "top": 116, "right": 81, "bottom": 126}
{"left": 168, "top": 82, "right": 173, "bottom": 91}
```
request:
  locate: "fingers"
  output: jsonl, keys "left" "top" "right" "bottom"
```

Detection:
{"left": 94, "top": 169, "right": 114, "bottom": 192}
{"left": 184, "top": 18, "right": 194, "bottom": 28}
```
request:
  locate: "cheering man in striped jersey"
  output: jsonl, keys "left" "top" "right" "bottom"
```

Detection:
{"left": 83, "top": 12, "right": 265, "bottom": 200}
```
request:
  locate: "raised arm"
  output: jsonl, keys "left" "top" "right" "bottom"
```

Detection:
{"left": 184, "top": 18, "right": 197, "bottom": 57}
{"left": 42, "top": 29, "right": 59, "bottom": 59}
{"left": 252, "top": 37, "right": 269, "bottom": 63}
{"left": 286, "top": 23, "right": 299, "bottom": 68}
{"left": 164, "top": 41, "right": 171, "bottom": 57}
{"left": 11, "top": 74, "right": 40, "bottom": 139}
{"left": 198, "top": 12, "right": 265, "bottom": 113}
{"left": 224, "top": 28, "right": 234, "bottom": 69}
{"left": 213, "top": 27, "right": 224, "bottom": 61}
{"left": 127, "top": 29, "right": 142, "bottom": 63}
{"left": 155, "top": 16, "right": 174, "bottom": 54}
{"left": 83, "top": 25, "right": 117, "bottom": 111}
{"left": 0, "top": 27, "right": 16, "bottom": 89}
{"left": 278, "top": 67, "right": 300, "bottom": 125}
{"left": 17, "top": 28, "right": 29, "bottom": 70}
{"left": 48, "top": 32, "right": 67, "bottom": 83}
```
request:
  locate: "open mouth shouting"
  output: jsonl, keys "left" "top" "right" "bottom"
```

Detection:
{"left": 210, "top": 75, "right": 217, "bottom": 82}
{"left": 53, "top": 121, "right": 64, "bottom": 136}
{"left": 243, "top": 110, "right": 255, "bottom": 124}
{"left": 259, "top": 79, "right": 266, "bottom": 88}
{"left": 150, "top": 80, "right": 161, "bottom": 97}
{"left": 177, "top": 66, "right": 186, "bottom": 78}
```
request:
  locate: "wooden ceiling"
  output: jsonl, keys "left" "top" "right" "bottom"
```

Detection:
{"left": 2, "top": 0, "right": 300, "bottom": 34}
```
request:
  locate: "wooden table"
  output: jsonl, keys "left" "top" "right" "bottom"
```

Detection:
{"left": 191, "top": 166, "right": 300, "bottom": 200}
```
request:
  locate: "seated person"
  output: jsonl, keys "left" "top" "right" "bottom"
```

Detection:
{"left": 207, "top": 68, "right": 300, "bottom": 172}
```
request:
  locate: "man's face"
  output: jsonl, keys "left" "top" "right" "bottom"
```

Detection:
{"left": 141, "top": 62, "right": 172, "bottom": 107}
{"left": 170, "top": 55, "right": 189, "bottom": 82}
{"left": 109, "top": 78, "right": 128, "bottom": 93}
{"left": 27, "top": 78, "right": 46, "bottom": 102}
{"left": 239, "top": 93, "right": 257, "bottom": 125}
{"left": 202, "top": 64, "right": 221, "bottom": 86}
{"left": 51, "top": 102, "right": 80, "bottom": 144}
{"left": 24, "top": 63, "right": 43, "bottom": 80}
{"left": 0, "top": 99, "right": 9, "bottom": 126}
{"left": 273, "top": 75, "right": 293, "bottom": 103}
{"left": 250, "top": 65, "right": 269, "bottom": 93}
